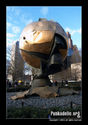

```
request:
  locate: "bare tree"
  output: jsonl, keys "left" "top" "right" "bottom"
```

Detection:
{"left": 24, "top": 62, "right": 32, "bottom": 75}
{"left": 25, "top": 64, "right": 40, "bottom": 76}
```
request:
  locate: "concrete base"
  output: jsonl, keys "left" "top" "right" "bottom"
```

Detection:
{"left": 10, "top": 78, "right": 80, "bottom": 100}
{"left": 31, "top": 77, "right": 51, "bottom": 88}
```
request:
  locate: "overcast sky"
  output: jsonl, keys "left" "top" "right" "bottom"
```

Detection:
{"left": 6, "top": 6, "right": 81, "bottom": 49}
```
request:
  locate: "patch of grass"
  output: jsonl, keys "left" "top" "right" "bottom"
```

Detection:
{"left": 6, "top": 106, "right": 82, "bottom": 119}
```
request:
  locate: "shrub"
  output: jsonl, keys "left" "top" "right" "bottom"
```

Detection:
{"left": 6, "top": 106, "right": 81, "bottom": 119}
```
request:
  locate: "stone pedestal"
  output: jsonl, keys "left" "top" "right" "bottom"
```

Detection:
{"left": 28, "top": 77, "right": 58, "bottom": 98}
{"left": 10, "top": 78, "right": 80, "bottom": 100}
{"left": 31, "top": 77, "right": 51, "bottom": 88}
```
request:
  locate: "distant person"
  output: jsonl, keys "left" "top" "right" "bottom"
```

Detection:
{"left": 14, "top": 84, "right": 17, "bottom": 88}
{"left": 57, "top": 86, "right": 60, "bottom": 96}
{"left": 8, "top": 81, "right": 12, "bottom": 88}
{"left": 65, "top": 80, "right": 68, "bottom": 86}
{"left": 66, "top": 80, "right": 68, "bottom": 84}
{"left": 15, "top": 81, "right": 18, "bottom": 86}
{"left": 18, "top": 80, "right": 21, "bottom": 85}
{"left": 26, "top": 82, "right": 29, "bottom": 86}
{"left": 65, "top": 80, "right": 68, "bottom": 84}
{"left": 6, "top": 79, "right": 9, "bottom": 85}
{"left": 48, "top": 114, "right": 51, "bottom": 119}
{"left": 53, "top": 80, "right": 58, "bottom": 86}
{"left": 6, "top": 79, "right": 9, "bottom": 88}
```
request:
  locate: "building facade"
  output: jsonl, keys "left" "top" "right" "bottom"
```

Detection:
{"left": 11, "top": 41, "right": 24, "bottom": 81}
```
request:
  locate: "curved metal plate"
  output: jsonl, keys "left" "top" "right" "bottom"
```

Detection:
{"left": 23, "top": 21, "right": 56, "bottom": 32}
{"left": 20, "top": 49, "right": 49, "bottom": 61}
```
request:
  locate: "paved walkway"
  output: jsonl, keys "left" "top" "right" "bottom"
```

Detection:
{"left": 6, "top": 91, "right": 82, "bottom": 109}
